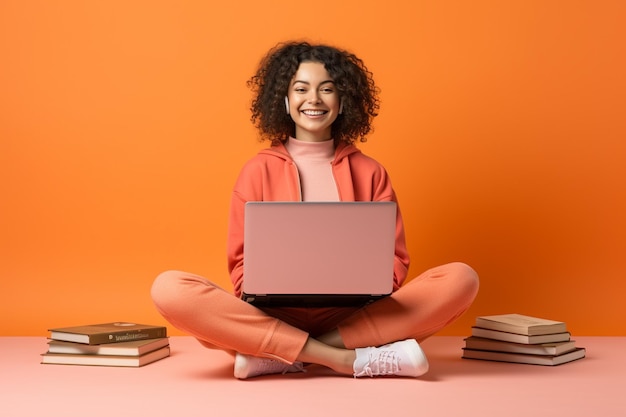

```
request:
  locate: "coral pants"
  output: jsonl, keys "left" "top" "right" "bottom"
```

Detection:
{"left": 151, "top": 262, "right": 479, "bottom": 364}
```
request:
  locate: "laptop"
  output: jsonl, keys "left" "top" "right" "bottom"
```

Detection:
{"left": 241, "top": 201, "right": 397, "bottom": 307}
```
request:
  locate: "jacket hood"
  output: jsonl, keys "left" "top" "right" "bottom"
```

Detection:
{"left": 258, "top": 140, "right": 362, "bottom": 163}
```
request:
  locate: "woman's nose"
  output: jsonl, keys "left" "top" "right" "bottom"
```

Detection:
{"left": 306, "top": 91, "right": 321, "bottom": 103}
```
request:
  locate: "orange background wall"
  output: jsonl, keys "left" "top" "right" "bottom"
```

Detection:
{"left": 1, "top": 1, "right": 625, "bottom": 336}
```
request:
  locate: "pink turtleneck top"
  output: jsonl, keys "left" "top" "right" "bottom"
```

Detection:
{"left": 285, "top": 137, "right": 340, "bottom": 202}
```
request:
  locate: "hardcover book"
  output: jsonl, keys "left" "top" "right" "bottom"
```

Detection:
{"left": 41, "top": 346, "right": 170, "bottom": 367}
{"left": 462, "top": 347, "right": 586, "bottom": 366}
{"left": 471, "top": 327, "right": 571, "bottom": 344}
{"left": 463, "top": 336, "right": 577, "bottom": 356}
{"left": 48, "top": 322, "right": 167, "bottom": 345}
{"left": 475, "top": 314, "right": 567, "bottom": 336}
{"left": 47, "top": 337, "right": 169, "bottom": 356}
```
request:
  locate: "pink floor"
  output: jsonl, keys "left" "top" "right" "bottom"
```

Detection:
{"left": 2, "top": 336, "right": 625, "bottom": 416}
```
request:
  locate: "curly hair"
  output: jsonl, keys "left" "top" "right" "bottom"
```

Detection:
{"left": 247, "top": 41, "right": 380, "bottom": 146}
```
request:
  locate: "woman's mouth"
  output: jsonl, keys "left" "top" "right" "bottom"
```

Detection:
{"left": 302, "top": 110, "right": 327, "bottom": 116}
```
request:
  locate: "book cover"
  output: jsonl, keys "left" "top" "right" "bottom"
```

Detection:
{"left": 41, "top": 346, "right": 170, "bottom": 367}
{"left": 471, "top": 327, "right": 571, "bottom": 344}
{"left": 463, "top": 336, "right": 577, "bottom": 356}
{"left": 475, "top": 314, "right": 567, "bottom": 336}
{"left": 462, "top": 347, "right": 586, "bottom": 366}
{"left": 48, "top": 322, "right": 167, "bottom": 345}
{"left": 47, "top": 337, "right": 169, "bottom": 356}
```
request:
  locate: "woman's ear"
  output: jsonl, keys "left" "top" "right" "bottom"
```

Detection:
{"left": 285, "top": 96, "right": 290, "bottom": 114}
{"left": 339, "top": 98, "right": 344, "bottom": 115}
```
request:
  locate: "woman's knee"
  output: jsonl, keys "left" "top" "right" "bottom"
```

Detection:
{"left": 450, "top": 262, "right": 479, "bottom": 287}
{"left": 417, "top": 262, "right": 479, "bottom": 303}
{"left": 150, "top": 270, "right": 187, "bottom": 313}
{"left": 151, "top": 270, "right": 224, "bottom": 314}
{"left": 445, "top": 262, "right": 480, "bottom": 304}
{"left": 447, "top": 261, "right": 479, "bottom": 289}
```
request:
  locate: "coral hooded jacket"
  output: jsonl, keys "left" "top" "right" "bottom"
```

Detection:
{"left": 227, "top": 141, "right": 410, "bottom": 298}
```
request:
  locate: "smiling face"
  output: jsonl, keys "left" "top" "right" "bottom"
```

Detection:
{"left": 287, "top": 61, "right": 341, "bottom": 142}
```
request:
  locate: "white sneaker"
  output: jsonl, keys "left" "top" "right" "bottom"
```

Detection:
{"left": 353, "top": 339, "right": 429, "bottom": 377}
{"left": 234, "top": 353, "right": 305, "bottom": 379}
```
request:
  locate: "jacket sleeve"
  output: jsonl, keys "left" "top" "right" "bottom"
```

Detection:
{"left": 374, "top": 169, "right": 410, "bottom": 291}
{"left": 227, "top": 188, "right": 246, "bottom": 297}
{"left": 389, "top": 189, "right": 411, "bottom": 290}
{"left": 227, "top": 157, "right": 267, "bottom": 298}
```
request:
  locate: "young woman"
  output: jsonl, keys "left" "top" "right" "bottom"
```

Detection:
{"left": 151, "top": 41, "right": 479, "bottom": 379}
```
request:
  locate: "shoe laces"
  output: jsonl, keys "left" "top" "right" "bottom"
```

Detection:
{"left": 355, "top": 349, "right": 401, "bottom": 377}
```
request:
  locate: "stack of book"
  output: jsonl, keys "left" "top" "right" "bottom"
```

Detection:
{"left": 462, "top": 314, "right": 586, "bottom": 366}
{"left": 41, "top": 322, "right": 169, "bottom": 367}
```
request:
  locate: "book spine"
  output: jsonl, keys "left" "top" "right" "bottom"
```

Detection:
{"left": 88, "top": 328, "right": 167, "bottom": 345}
